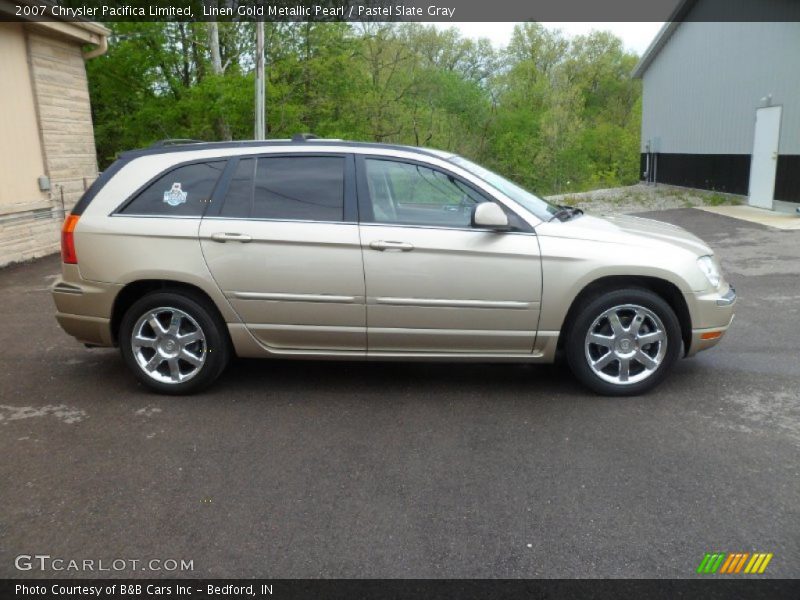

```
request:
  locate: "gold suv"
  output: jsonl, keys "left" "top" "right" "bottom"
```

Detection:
{"left": 52, "top": 137, "right": 736, "bottom": 395}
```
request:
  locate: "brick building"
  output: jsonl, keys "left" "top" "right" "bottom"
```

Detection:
{"left": 0, "top": 8, "right": 108, "bottom": 266}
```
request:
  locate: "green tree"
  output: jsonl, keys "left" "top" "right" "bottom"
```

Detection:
{"left": 87, "top": 21, "right": 643, "bottom": 195}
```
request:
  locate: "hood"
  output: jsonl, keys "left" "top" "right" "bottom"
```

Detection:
{"left": 536, "top": 213, "right": 713, "bottom": 256}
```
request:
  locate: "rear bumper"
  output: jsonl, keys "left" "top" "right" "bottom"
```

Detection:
{"left": 686, "top": 285, "right": 736, "bottom": 356}
{"left": 51, "top": 269, "right": 119, "bottom": 347}
{"left": 55, "top": 313, "right": 114, "bottom": 346}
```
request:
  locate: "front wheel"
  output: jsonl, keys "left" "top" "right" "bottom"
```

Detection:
{"left": 565, "top": 289, "right": 682, "bottom": 396}
{"left": 119, "top": 291, "right": 230, "bottom": 395}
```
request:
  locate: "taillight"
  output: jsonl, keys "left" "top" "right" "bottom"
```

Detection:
{"left": 61, "top": 214, "right": 80, "bottom": 264}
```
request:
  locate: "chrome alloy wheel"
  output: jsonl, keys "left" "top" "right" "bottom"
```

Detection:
{"left": 584, "top": 304, "right": 668, "bottom": 385}
{"left": 130, "top": 307, "right": 207, "bottom": 384}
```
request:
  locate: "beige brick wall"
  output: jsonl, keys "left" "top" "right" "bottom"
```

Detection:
{"left": 0, "top": 29, "right": 100, "bottom": 267}
{"left": 28, "top": 32, "right": 99, "bottom": 210}
{"left": 0, "top": 211, "right": 62, "bottom": 265}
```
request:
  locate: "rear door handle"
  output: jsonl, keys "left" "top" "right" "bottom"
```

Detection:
{"left": 210, "top": 232, "right": 252, "bottom": 243}
{"left": 369, "top": 240, "right": 414, "bottom": 252}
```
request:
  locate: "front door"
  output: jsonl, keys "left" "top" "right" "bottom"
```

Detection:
{"left": 357, "top": 156, "right": 541, "bottom": 354}
{"left": 748, "top": 106, "right": 782, "bottom": 209}
{"left": 200, "top": 154, "right": 366, "bottom": 353}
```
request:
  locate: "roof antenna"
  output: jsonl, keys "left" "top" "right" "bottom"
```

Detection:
{"left": 291, "top": 133, "right": 319, "bottom": 142}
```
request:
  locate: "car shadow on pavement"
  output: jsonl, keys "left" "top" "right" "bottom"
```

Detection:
{"left": 59, "top": 347, "right": 712, "bottom": 404}
{"left": 212, "top": 357, "right": 589, "bottom": 401}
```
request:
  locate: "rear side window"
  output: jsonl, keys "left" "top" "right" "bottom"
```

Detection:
{"left": 119, "top": 161, "right": 225, "bottom": 216}
{"left": 220, "top": 156, "right": 344, "bottom": 221}
{"left": 222, "top": 158, "right": 256, "bottom": 218}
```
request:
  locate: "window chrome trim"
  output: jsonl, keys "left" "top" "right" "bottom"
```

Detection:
{"left": 109, "top": 214, "right": 204, "bottom": 219}
{"left": 201, "top": 216, "right": 358, "bottom": 226}
{"left": 358, "top": 221, "right": 536, "bottom": 236}
{"left": 109, "top": 213, "right": 534, "bottom": 234}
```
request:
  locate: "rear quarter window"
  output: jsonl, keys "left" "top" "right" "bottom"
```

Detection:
{"left": 118, "top": 161, "right": 226, "bottom": 216}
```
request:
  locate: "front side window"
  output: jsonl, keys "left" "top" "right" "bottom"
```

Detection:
{"left": 220, "top": 156, "right": 345, "bottom": 221}
{"left": 120, "top": 161, "right": 225, "bottom": 216}
{"left": 448, "top": 155, "right": 559, "bottom": 221}
{"left": 363, "top": 159, "right": 489, "bottom": 228}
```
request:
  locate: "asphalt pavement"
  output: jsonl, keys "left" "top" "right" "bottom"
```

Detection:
{"left": 0, "top": 208, "right": 798, "bottom": 578}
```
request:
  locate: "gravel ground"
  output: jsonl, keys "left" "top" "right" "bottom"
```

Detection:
{"left": 547, "top": 183, "right": 745, "bottom": 216}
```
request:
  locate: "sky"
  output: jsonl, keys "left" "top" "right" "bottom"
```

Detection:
{"left": 437, "top": 22, "right": 665, "bottom": 56}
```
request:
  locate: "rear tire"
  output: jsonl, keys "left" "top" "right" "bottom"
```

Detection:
{"left": 119, "top": 291, "right": 230, "bottom": 395}
{"left": 565, "top": 288, "right": 682, "bottom": 396}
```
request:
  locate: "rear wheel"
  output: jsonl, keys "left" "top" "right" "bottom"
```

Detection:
{"left": 565, "top": 288, "right": 682, "bottom": 396}
{"left": 119, "top": 291, "right": 230, "bottom": 394}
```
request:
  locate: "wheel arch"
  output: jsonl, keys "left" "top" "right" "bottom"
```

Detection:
{"left": 556, "top": 275, "right": 692, "bottom": 356}
{"left": 111, "top": 279, "right": 229, "bottom": 346}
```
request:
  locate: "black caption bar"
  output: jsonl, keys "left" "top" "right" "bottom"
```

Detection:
{"left": 2, "top": 579, "right": 800, "bottom": 600}
{"left": 2, "top": 0, "right": 800, "bottom": 23}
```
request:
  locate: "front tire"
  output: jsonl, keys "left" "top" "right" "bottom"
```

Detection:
{"left": 119, "top": 291, "right": 230, "bottom": 395}
{"left": 565, "top": 288, "right": 682, "bottom": 396}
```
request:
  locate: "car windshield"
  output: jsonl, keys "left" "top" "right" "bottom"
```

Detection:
{"left": 448, "top": 156, "right": 560, "bottom": 221}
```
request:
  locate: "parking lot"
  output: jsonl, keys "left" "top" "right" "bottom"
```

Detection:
{"left": 1, "top": 208, "right": 798, "bottom": 578}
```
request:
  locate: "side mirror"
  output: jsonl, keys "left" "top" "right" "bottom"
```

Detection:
{"left": 472, "top": 203, "right": 509, "bottom": 230}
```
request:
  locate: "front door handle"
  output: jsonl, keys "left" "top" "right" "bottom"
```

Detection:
{"left": 369, "top": 240, "right": 414, "bottom": 252}
{"left": 210, "top": 232, "right": 252, "bottom": 243}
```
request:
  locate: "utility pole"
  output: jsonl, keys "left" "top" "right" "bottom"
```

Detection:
{"left": 208, "top": 18, "right": 231, "bottom": 140}
{"left": 254, "top": 21, "right": 266, "bottom": 140}
{"left": 209, "top": 21, "right": 222, "bottom": 74}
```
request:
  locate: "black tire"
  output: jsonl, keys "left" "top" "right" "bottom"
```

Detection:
{"left": 565, "top": 288, "right": 682, "bottom": 396}
{"left": 119, "top": 290, "right": 230, "bottom": 395}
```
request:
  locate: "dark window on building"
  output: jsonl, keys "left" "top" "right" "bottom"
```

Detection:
{"left": 220, "top": 156, "right": 345, "bottom": 221}
{"left": 120, "top": 162, "right": 225, "bottom": 216}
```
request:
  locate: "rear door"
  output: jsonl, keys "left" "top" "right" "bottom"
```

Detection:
{"left": 199, "top": 153, "right": 366, "bottom": 353}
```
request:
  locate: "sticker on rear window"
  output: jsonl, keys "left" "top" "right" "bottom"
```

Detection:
{"left": 163, "top": 182, "right": 188, "bottom": 206}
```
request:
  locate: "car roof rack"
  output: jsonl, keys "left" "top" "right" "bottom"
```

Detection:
{"left": 149, "top": 139, "right": 206, "bottom": 148}
{"left": 291, "top": 133, "right": 320, "bottom": 142}
{"left": 117, "top": 139, "right": 449, "bottom": 165}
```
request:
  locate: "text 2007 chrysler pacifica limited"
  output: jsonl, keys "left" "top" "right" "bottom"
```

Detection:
{"left": 52, "top": 136, "right": 736, "bottom": 395}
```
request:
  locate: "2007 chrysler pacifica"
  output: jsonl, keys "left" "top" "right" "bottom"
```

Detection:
{"left": 52, "top": 136, "right": 736, "bottom": 395}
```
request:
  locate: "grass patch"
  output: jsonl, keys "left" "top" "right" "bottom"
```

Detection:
{"left": 705, "top": 193, "right": 729, "bottom": 206}
{"left": 702, "top": 192, "right": 744, "bottom": 207}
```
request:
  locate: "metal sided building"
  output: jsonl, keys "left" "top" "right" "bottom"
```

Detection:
{"left": 633, "top": 0, "right": 800, "bottom": 211}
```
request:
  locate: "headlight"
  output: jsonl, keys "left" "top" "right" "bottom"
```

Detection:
{"left": 697, "top": 255, "right": 721, "bottom": 288}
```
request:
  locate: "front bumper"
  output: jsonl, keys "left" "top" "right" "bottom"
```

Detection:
{"left": 686, "top": 284, "right": 736, "bottom": 356}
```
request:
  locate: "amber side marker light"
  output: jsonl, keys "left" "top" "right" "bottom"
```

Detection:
{"left": 700, "top": 331, "right": 723, "bottom": 340}
{"left": 61, "top": 214, "right": 80, "bottom": 264}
